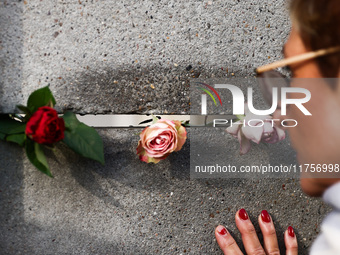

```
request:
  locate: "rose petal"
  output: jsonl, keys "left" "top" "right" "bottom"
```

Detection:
{"left": 139, "top": 154, "right": 149, "bottom": 163}
{"left": 26, "top": 106, "right": 65, "bottom": 144}
{"left": 173, "top": 121, "right": 187, "bottom": 151}
{"left": 146, "top": 156, "right": 162, "bottom": 164}
{"left": 242, "top": 125, "right": 263, "bottom": 144}
{"left": 226, "top": 123, "right": 241, "bottom": 136}
{"left": 136, "top": 140, "right": 144, "bottom": 154}
{"left": 144, "top": 128, "right": 168, "bottom": 141}
{"left": 274, "top": 126, "right": 286, "bottom": 141}
{"left": 156, "top": 119, "right": 176, "bottom": 129}
{"left": 145, "top": 133, "right": 176, "bottom": 156}
{"left": 262, "top": 131, "right": 279, "bottom": 144}
{"left": 145, "top": 130, "right": 174, "bottom": 147}
{"left": 137, "top": 140, "right": 164, "bottom": 163}
{"left": 263, "top": 122, "right": 274, "bottom": 134}
{"left": 238, "top": 131, "right": 251, "bottom": 155}
{"left": 137, "top": 140, "right": 150, "bottom": 163}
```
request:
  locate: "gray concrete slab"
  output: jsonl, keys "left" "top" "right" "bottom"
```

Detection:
{"left": 0, "top": 1, "right": 326, "bottom": 255}
{"left": 0, "top": 129, "right": 330, "bottom": 254}
{"left": 0, "top": 0, "right": 290, "bottom": 114}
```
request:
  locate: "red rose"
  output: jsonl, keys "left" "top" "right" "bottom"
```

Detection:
{"left": 25, "top": 106, "right": 65, "bottom": 144}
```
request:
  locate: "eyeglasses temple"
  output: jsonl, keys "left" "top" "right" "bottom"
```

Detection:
{"left": 256, "top": 46, "right": 340, "bottom": 74}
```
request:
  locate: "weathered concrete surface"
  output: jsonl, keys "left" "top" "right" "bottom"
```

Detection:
{"left": 1, "top": 1, "right": 327, "bottom": 255}
{"left": 0, "top": 0, "right": 290, "bottom": 114}
{"left": 0, "top": 129, "right": 330, "bottom": 254}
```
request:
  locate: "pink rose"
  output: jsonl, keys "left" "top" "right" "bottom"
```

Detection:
{"left": 226, "top": 107, "right": 285, "bottom": 155}
{"left": 137, "top": 119, "right": 187, "bottom": 163}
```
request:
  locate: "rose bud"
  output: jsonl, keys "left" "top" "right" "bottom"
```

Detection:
{"left": 137, "top": 119, "right": 187, "bottom": 163}
{"left": 25, "top": 106, "right": 65, "bottom": 144}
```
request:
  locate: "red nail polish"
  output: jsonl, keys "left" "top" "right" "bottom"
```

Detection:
{"left": 218, "top": 227, "right": 228, "bottom": 236}
{"left": 239, "top": 208, "right": 249, "bottom": 220}
{"left": 288, "top": 226, "right": 295, "bottom": 238}
{"left": 261, "top": 210, "right": 271, "bottom": 223}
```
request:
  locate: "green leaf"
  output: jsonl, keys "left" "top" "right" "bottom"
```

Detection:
{"left": 0, "top": 132, "right": 5, "bottom": 140}
{"left": 181, "top": 120, "right": 190, "bottom": 127}
{"left": 62, "top": 112, "right": 105, "bottom": 164}
{"left": 236, "top": 115, "right": 245, "bottom": 121}
{"left": 6, "top": 133, "right": 26, "bottom": 147}
{"left": 152, "top": 115, "right": 161, "bottom": 124}
{"left": 27, "top": 86, "right": 56, "bottom": 113}
{"left": 25, "top": 138, "right": 52, "bottom": 177}
{"left": 0, "top": 115, "right": 26, "bottom": 135}
{"left": 16, "top": 104, "right": 32, "bottom": 115}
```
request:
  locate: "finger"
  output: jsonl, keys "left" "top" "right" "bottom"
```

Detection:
{"left": 285, "top": 226, "right": 298, "bottom": 255}
{"left": 215, "top": 225, "right": 243, "bottom": 255}
{"left": 258, "top": 210, "right": 280, "bottom": 255}
{"left": 235, "top": 209, "right": 266, "bottom": 255}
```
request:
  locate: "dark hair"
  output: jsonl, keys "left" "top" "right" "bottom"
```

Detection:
{"left": 290, "top": 0, "right": 340, "bottom": 77}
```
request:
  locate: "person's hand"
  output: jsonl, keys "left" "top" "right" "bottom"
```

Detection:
{"left": 215, "top": 209, "right": 298, "bottom": 255}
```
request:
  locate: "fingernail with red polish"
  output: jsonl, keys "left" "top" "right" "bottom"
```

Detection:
{"left": 239, "top": 208, "right": 249, "bottom": 220}
{"left": 288, "top": 226, "right": 295, "bottom": 238}
{"left": 217, "top": 226, "right": 228, "bottom": 236}
{"left": 261, "top": 210, "right": 271, "bottom": 223}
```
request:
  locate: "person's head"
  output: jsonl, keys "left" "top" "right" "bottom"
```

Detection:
{"left": 290, "top": 0, "right": 340, "bottom": 78}
{"left": 271, "top": 0, "right": 340, "bottom": 196}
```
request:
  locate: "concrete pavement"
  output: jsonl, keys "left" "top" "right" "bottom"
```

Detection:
{"left": 0, "top": 1, "right": 329, "bottom": 254}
